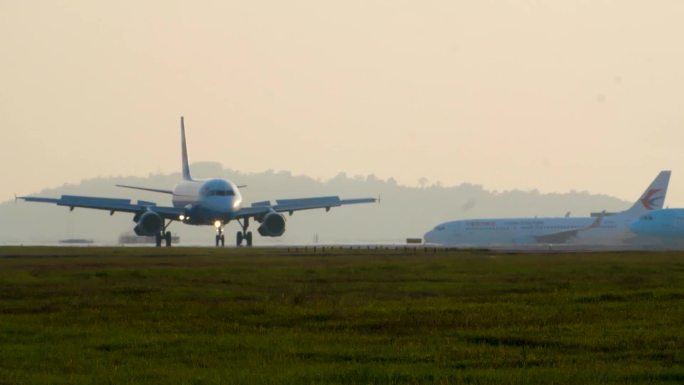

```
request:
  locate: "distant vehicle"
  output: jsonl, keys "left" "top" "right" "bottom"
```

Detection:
{"left": 20, "top": 117, "right": 376, "bottom": 247}
{"left": 59, "top": 239, "right": 94, "bottom": 245}
{"left": 629, "top": 209, "right": 684, "bottom": 244}
{"left": 119, "top": 232, "right": 180, "bottom": 245}
{"left": 424, "top": 171, "right": 671, "bottom": 247}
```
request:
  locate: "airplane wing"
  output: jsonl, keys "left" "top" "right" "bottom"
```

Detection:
{"left": 533, "top": 212, "right": 605, "bottom": 244}
{"left": 18, "top": 195, "right": 183, "bottom": 219}
{"left": 235, "top": 196, "right": 376, "bottom": 219}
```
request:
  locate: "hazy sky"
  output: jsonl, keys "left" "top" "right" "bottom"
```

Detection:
{"left": 2, "top": 1, "right": 683, "bottom": 206}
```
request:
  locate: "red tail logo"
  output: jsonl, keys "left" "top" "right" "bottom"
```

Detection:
{"left": 641, "top": 189, "right": 663, "bottom": 210}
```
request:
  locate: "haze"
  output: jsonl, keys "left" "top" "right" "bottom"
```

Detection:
{"left": 2, "top": 1, "right": 683, "bottom": 205}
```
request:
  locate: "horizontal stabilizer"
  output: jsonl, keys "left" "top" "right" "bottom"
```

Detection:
{"left": 116, "top": 184, "right": 173, "bottom": 194}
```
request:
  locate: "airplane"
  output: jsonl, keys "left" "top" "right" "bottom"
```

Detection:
{"left": 19, "top": 117, "right": 377, "bottom": 247}
{"left": 423, "top": 170, "right": 671, "bottom": 247}
{"left": 629, "top": 208, "right": 684, "bottom": 243}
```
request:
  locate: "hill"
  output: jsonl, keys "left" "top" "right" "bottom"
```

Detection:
{"left": 0, "top": 163, "right": 628, "bottom": 245}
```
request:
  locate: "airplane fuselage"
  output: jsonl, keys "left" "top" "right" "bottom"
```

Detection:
{"left": 171, "top": 178, "right": 243, "bottom": 226}
{"left": 424, "top": 214, "right": 637, "bottom": 247}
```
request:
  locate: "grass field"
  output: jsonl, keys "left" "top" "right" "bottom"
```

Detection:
{"left": 0, "top": 247, "right": 683, "bottom": 384}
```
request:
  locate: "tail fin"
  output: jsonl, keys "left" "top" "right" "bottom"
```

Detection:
{"left": 181, "top": 116, "right": 192, "bottom": 181}
{"left": 623, "top": 170, "right": 670, "bottom": 216}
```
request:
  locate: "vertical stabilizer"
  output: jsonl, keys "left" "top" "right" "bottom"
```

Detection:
{"left": 623, "top": 170, "right": 670, "bottom": 216}
{"left": 181, "top": 116, "right": 192, "bottom": 181}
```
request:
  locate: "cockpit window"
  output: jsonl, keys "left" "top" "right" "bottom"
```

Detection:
{"left": 435, "top": 225, "right": 445, "bottom": 231}
{"left": 640, "top": 215, "right": 653, "bottom": 221}
{"left": 208, "top": 190, "right": 235, "bottom": 196}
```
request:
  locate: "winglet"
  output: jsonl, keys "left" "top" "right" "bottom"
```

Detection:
{"left": 590, "top": 210, "right": 606, "bottom": 228}
{"left": 181, "top": 116, "right": 192, "bottom": 181}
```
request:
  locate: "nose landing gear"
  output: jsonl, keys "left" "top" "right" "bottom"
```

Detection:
{"left": 215, "top": 226, "right": 225, "bottom": 247}
{"left": 213, "top": 218, "right": 253, "bottom": 247}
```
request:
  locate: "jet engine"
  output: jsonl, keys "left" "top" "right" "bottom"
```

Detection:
{"left": 133, "top": 211, "right": 163, "bottom": 236}
{"left": 258, "top": 211, "right": 286, "bottom": 237}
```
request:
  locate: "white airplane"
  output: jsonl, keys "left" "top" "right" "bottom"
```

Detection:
{"left": 424, "top": 171, "right": 671, "bottom": 248}
{"left": 20, "top": 117, "right": 376, "bottom": 247}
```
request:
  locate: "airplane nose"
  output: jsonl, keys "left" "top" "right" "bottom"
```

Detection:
{"left": 424, "top": 230, "right": 435, "bottom": 244}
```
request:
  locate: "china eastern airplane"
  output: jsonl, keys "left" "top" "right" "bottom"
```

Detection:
{"left": 19, "top": 117, "right": 376, "bottom": 247}
{"left": 424, "top": 170, "right": 671, "bottom": 247}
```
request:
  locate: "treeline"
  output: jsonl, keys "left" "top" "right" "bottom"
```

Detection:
{"left": 0, "top": 162, "right": 628, "bottom": 245}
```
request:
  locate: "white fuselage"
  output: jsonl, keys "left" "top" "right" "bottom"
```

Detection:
{"left": 171, "top": 178, "right": 243, "bottom": 225}
{"left": 424, "top": 214, "right": 637, "bottom": 247}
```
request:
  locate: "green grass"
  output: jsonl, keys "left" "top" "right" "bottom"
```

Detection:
{"left": 0, "top": 247, "right": 683, "bottom": 384}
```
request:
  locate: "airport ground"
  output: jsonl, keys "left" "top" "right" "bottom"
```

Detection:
{"left": 0, "top": 247, "right": 682, "bottom": 384}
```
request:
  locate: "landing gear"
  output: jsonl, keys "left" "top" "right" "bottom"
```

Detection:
{"left": 216, "top": 226, "right": 225, "bottom": 247}
{"left": 155, "top": 221, "right": 174, "bottom": 247}
{"left": 155, "top": 231, "right": 172, "bottom": 247}
{"left": 236, "top": 218, "right": 253, "bottom": 247}
{"left": 213, "top": 218, "right": 254, "bottom": 247}
{"left": 236, "top": 231, "right": 253, "bottom": 247}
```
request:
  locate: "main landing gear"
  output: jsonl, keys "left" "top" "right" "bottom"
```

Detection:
{"left": 236, "top": 217, "right": 253, "bottom": 247}
{"left": 155, "top": 220, "right": 174, "bottom": 247}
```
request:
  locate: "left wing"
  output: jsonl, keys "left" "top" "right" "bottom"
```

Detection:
{"left": 19, "top": 195, "right": 183, "bottom": 219}
{"left": 235, "top": 196, "right": 376, "bottom": 218}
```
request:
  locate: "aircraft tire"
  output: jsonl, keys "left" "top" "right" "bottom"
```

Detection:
{"left": 155, "top": 233, "right": 162, "bottom": 247}
{"left": 236, "top": 231, "right": 244, "bottom": 247}
{"left": 246, "top": 231, "right": 253, "bottom": 247}
{"left": 164, "top": 231, "right": 172, "bottom": 247}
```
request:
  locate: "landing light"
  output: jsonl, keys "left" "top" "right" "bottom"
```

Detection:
{"left": 179, "top": 215, "right": 185, "bottom": 221}
{"left": 214, "top": 220, "right": 222, "bottom": 228}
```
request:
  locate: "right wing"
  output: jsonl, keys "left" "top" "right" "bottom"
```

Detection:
{"left": 533, "top": 212, "right": 605, "bottom": 244}
{"left": 235, "top": 196, "right": 376, "bottom": 219}
{"left": 19, "top": 195, "right": 182, "bottom": 219}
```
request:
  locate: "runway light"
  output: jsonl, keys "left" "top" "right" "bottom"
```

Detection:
{"left": 179, "top": 215, "right": 185, "bottom": 221}
{"left": 214, "top": 220, "right": 222, "bottom": 228}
